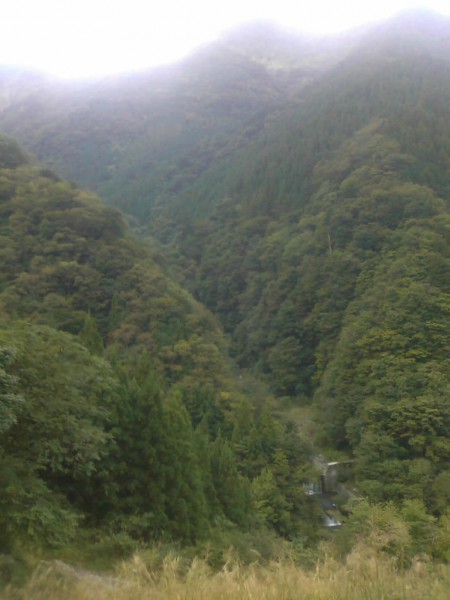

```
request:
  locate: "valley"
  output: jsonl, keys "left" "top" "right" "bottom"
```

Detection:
{"left": 0, "top": 9, "right": 449, "bottom": 597}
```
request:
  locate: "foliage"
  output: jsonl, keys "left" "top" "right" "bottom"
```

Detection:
{"left": 2, "top": 9, "right": 450, "bottom": 565}
{"left": 0, "top": 135, "right": 316, "bottom": 555}
{"left": 0, "top": 322, "right": 115, "bottom": 550}
{"left": 330, "top": 497, "right": 450, "bottom": 574}
{"left": 0, "top": 345, "right": 23, "bottom": 434}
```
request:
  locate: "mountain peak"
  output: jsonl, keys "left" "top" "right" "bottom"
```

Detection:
{"left": 374, "top": 7, "right": 450, "bottom": 37}
{"left": 345, "top": 7, "right": 450, "bottom": 62}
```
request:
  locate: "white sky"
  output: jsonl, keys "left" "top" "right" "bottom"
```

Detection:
{"left": 1, "top": 1, "right": 450, "bottom": 78}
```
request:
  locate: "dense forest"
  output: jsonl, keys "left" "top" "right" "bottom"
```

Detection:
{"left": 0, "top": 134, "right": 321, "bottom": 579}
{"left": 0, "top": 8, "right": 450, "bottom": 597}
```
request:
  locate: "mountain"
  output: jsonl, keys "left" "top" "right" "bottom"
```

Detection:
{"left": 0, "top": 134, "right": 320, "bottom": 562}
{"left": 165, "top": 11, "right": 450, "bottom": 510}
{"left": 0, "top": 23, "right": 348, "bottom": 222}
{"left": 0, "top": 9, "right": 450, "bottom": 553}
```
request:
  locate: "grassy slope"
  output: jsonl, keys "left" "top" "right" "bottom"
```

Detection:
{"left": 6, "top": 551, "right": 450, "bottom": 600}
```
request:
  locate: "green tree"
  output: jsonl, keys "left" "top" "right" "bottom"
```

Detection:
{"left": 0, "top": 322, "right": 115, "bottom": 548}
{"left": 210, "top": 434, "right": 251, "bottom": 528}
{"left": 0, "top": 346, "right": 24, "bottom": 435}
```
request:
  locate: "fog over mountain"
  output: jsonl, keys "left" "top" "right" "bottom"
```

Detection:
{"left": 0, "top": 9, "right": 449, "bottom": 593}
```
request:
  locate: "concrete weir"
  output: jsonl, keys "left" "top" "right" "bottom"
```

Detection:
{"left": 306, "top": 457, "right": 355, "bottom": 528}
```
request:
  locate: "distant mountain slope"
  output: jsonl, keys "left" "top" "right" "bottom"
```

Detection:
{"left": 157, "top": 10, "right": 450, "bottom": 224}
{"left": 0, "top": 11, "right": 449, "bottom": 226}
{"left": 151, "top": 10, "right": 450, "bottom": 511}
{"left": 0, "top": 23, "right": 344, "bottom": 221}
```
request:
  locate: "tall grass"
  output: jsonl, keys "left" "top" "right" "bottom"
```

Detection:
{"left": 5, "top": 544, "right": 450, "bottom": 600}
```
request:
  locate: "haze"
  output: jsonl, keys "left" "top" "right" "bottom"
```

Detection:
{"left": 2, "top": 1, "right": 450, "bottom": 78}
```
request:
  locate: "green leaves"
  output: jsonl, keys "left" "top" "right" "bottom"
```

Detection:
{"left": 0, "top": 323, "right": 117, "bottom": 549}
{"left": 315, "top": 212, "right": 450, "bottom": 509}
{"left": 0, "top": 323, "right": 115, "bottom": 478}
{"left": 335, "top": 498, "right": 444, "bottom": 563}
{"left": 0, "top": 345, "right": 23, "bottom": 435}
{"left": 0, "top": 135, "right": 29, "bottom": 169}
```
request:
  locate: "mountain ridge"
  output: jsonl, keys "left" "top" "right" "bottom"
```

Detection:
{"left": 0, "top": 9, "right": 449, "bottom": 554}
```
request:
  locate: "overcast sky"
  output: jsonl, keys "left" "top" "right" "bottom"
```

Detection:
{"left": 1, "top": 1, "right": 450, "bottom": 78}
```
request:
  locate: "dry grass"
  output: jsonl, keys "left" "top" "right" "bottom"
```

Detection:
{"left": 5, "top": 545, "right": 450, "bottom": 600}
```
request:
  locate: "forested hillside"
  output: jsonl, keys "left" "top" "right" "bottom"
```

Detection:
{"left": 0, "top": 23, "right": 349, "bottom": 222}
{"left": 1, "top": 8, "right": 450, "bottom": 594}
{"left": 0, "top": 134, "right": 321, "bottom": 577}
{"left": 155, "top": 10, "right": 450, "bottom": 513}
